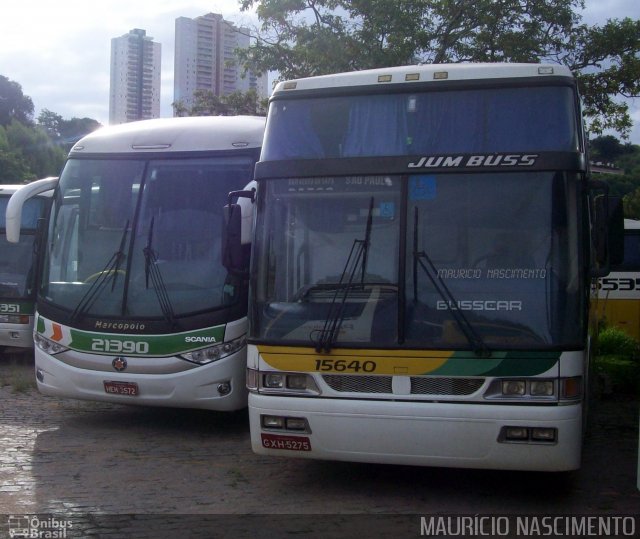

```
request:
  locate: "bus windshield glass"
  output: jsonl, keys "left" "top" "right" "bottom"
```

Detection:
{"left": 0, "top": 196, "right": 47, "bottom": 298}
{"left": 262, "top": 86, "right": 578, "bottom": 159}
{"left": 42, "top": 156, "right": 256, "bottom": 319}
{"left": 251, "top": 172, "right": 583, "bottom": 350}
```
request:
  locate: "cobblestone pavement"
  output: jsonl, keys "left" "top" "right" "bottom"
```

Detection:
{"left": 0, "top": 353, "right": 638, "bottom": 538}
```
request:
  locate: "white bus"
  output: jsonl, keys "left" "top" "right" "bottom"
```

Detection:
{"left": 594, "top": 219, "right": 640, "bottom": 340}
{"left": 235, "top": 64, "right": 621, "bottom": 470}
{"left": 0, "top": 184, "right": 52, "bottom": 352}
{"left": 6, "top": 116, "right": 263, "bottom": 410}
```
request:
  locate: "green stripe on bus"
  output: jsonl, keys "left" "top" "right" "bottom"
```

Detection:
{"left": 67, "top": 325, "right": 226, "bottom": 357}
{"left": 431, "top": 351, "right": 560, "bottom": 376}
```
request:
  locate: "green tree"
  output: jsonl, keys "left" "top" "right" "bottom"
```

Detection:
{"left": 172, "top": 88, "right": 266, "bottom": 117}
{"left": 239, "top": 0, "right": 640, "bottom": 138}
{"left": 3, "top": 121, "right": 65, "bottom": 181}
{"left": 590, "top": 135, "right": 628, "bottom": 162}
{"left": 37, "top": 109, "right": 64, "bottom": 139}
{"left": 37, "top": 109, "right": 102, "bottom": 147}
{"left": 58, "top": 116, "right": 102, "bottom": 145}
{"left": 0, "top": 75, "right": 34, "bottom": 126}
{"left": 0, "top": 126, "right": 31, "bottom": 183}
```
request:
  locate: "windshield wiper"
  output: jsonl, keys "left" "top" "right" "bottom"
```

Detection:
{"left": 313, "top": 197, "right": 374, "bottom": 353}
{"left": 70, "top": 220, "right": 129, "bottom": 324}
{"left": 143, "top": 217, "right": 179, "bottom": 330}
{"left": 412, "top": 207, "right": 490, "bottom": 358}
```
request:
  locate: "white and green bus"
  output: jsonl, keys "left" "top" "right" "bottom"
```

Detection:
{"left": 235, "top": 64, "right": 621, "bottom": 470}
{"left": 6, "top": 116, "right": 263, "bottom": 410}
{"left": 0, "top": 184, "right": 52, "bottom": 352}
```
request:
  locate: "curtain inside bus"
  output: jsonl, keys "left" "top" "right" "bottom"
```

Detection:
{"left": 262, "top": 86, "right": 578, "bottom": 160}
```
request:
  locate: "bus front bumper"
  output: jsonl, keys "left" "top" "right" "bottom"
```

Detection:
{"left": 34, "top": 348, "right": 248, "bottom": 411}
{"left": 249, "top": 394, "right": 582, "bottom": 471}
{"left": 0, "top": 323, "right": 34, "bottom": 349}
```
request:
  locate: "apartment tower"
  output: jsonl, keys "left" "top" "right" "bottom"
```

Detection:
{"left": 109, "top": 29, "right": 161, "bottom": 124}
{"left": 174, "top": 13, "right": 268, "bottom": 110}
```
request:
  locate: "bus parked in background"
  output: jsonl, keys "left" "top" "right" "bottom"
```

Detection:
{"left": 6, "top": 116, "right": 263, "bottom": 410}
{"left": 236, "top": 63, "right": 621, "bottom": 471}
{"left": 0, "top": 184, "right": 52, "bottom": 353}
{"left": 594, "top": 219, "right": 640, "bottom": 340}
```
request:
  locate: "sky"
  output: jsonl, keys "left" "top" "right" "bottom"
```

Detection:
{"left": 1, "top": 0, "right": 639, "bottom": 142}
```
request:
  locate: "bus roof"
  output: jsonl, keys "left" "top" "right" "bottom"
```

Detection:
{"left": 69, "top": 116, "right": 265, "bottom": 155}
{"left": 272, "top": 63, "right": 574, "bottom": 95}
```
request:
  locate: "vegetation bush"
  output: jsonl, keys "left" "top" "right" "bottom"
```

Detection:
{"left": 594, "top": 326, "right": 639, "bottom": 397}
{"left": 596, "top": 326, "right": 640, "bottom": 357}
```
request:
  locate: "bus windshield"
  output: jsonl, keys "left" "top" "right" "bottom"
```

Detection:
{"left": 252, "top": 171, "right": 583, "bottom": 350}
{"left": 42, "top": 155, "right": 255, "bottom": 320}
{"left": 0, "top": 195, "right": 47, "bottom": 299}
{"left": 262, "top": 86, "right": 578, "bottom": 160}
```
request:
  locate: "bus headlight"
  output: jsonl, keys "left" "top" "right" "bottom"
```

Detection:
{"left": 247, "top": 368, "right": 321, "bottom": 395}
{"left": 180, "top": 335, "right": 246, "bottom": 365}
{"left": 530, "top": 380, "right": 555, "bottom": 396}
{"left": 502, "top": 380, "right": 526, "bottom": 396}
{"left": 34, "top": 333, "right": 68, "bottom": 355}
{"left": 0, "top": 314, "right": 30, "bottom": 324}
{"left": 485, "top": 378, "right": 558, "bottom": 400}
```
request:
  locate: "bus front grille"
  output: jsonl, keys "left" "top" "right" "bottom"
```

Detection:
{"left": 322, "top": 375, "right": 484, "bottom": 396}
{"left": 411, "top": 377, "right": 484, "bottom": 395}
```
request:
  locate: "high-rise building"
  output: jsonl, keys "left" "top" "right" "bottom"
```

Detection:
{"left": 109, "top": 29, "right": 161, "bottom": 124}
{"left": 174, "top": 13, "right": 268, "bottom": 110}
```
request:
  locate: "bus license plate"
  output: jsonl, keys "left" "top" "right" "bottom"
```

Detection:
{"left": 104, "top": 381, "right": 139, "bottom": 396}
{"left": 261, "top": 433, "right": 311, "bottom": 451}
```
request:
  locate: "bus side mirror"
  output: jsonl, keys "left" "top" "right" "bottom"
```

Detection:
{"left": 6, "top": 177, "right": 58, "bottom": 243}
{"left": 591, "top": 185, "right": 623, "bottom": 277}
{"left": 222, "top": 203, "right": 244, "bottom": 272}
{"left": 221, "top": 186, "right": 256, "bottom": 274}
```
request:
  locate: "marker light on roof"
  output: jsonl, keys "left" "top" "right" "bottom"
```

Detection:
{"left": 538, "top": 66, "right": 554, "bottom": 75}
{"left": 283, "top": 82, "right": 297, "bottom": 90}
{"left": 433, "top": 71, "right": 448, "bottom": 80}
{"left": 378, "top": 75, "right": 393, "bottom": 83}
{"left": 405, "top": 73, "right": 420, "bottom": 81}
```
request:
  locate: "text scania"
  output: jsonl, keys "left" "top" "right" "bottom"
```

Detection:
{"left": 437, "top": 300, "right": 522, "bottom": 311}
{"left": 408, "top": 154, "right": 538, "bottom": 169}
{"left": 185, "top": 336, "right": 218, "bottom": 343}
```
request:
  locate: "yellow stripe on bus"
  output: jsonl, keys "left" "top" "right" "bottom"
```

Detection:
{"left": 257, "top": 345, "right": 452, "bottom": 375}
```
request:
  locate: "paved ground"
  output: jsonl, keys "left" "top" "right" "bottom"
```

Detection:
{"left": 0, "top": 352, "right": 638, "bottom": 538}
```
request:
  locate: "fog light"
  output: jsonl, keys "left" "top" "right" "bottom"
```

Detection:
{"left": 502, "top": 380, "right": 525, "bottom": 396}
{"left": 36, "top": 368, "right": 44, "bottom": 383}
{"left": 262, "top": 415, "right": 284, "bottom": 429}
{"left": 285, "top": 417, "right": 308, "bottom": 431}
{"left": 531, "top": 428, "right": 556, "bottom": 442}
{"left": 217, "top": 381, "right": 231, "bottom": 396}
{"left": 505, "top": 426, "right": 529, "bottom": 440}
